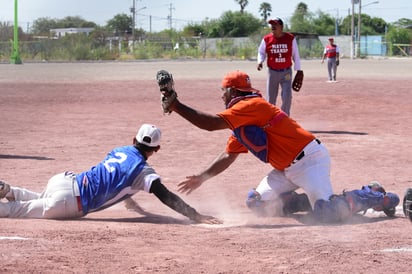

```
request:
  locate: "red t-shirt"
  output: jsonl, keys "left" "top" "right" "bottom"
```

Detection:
{"left": 325, "top": 44, "right": 338, "bottom": 58}
{"left": 217, "top": 97, "right": 315, "bottom": 170}
{"left": 263, "top": 32, "right": 294, "bottom": 70}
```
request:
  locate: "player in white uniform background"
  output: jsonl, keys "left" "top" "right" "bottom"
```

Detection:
{"left": 0, "top": 124, "right": 221, "bottom": 224}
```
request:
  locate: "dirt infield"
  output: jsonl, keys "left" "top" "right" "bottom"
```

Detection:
{"left": 1, "top": 59, "right": 412, "bottom": 273}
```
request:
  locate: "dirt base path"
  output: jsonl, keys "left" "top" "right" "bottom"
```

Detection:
{"left": 1, "top": 59, "right": 412, "bottom": 273}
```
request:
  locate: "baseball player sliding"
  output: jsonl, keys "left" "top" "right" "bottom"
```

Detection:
{"left": 156, "top": 69, "right": 399, "bottom": 223}
{"left": 0, "top": 124, "right": 221, "bottom": 224}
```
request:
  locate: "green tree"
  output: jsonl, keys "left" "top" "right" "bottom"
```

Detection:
{"left": 386, "top": 26, "right": 411, "bottom": 56}
{"left": 0, "top": 21, "right": 13, "bottom": 40}
{"left": 31, "top": 17, "right": 58, "bottom": 35}
{"left": 106, "top": 14, "right": 132, "bottom": 35}
{"left": 31, "top": 16, "right": 96, "bottom": 35}
{"left": 57, "top": 16, "right": 96, "bottom": 28}
{"left": 211, "top": 11, "right": 261, "bottom": 37}
{"left": 392, "top": 18, "right": 412, "bottom": 28}
{"left": 312, "top": 11, "right": 335, "bottom": 35}
{"left": 89, "top": 26, "right": 111, "bottom": 47}
{"left": 234, "top": 0, "right": 249, "bottom": 13}
{"left": 359, "top": 14, "right": 384, "bottom": 35}
{"left": 259, "top": 2, "right": 272, "bottom": 24}
{"left": 289, "top": 2, "right": 313, "bottom": 32}
{"left": 182, "top": 23, "right": 205, "bottom": 37}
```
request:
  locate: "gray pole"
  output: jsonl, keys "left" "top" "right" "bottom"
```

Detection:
{"left": 131, "top": 0, "right": 135, "bottom": 41}
{"left": 357, "top": 0, "right": 362, "bottom": 58}
{"left": 351, "top": 0, "right": 355, "bottom": 59}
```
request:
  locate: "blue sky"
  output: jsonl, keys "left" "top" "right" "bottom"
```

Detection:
{"left": 0, "top": 0, "right": 410, "bottom": 32}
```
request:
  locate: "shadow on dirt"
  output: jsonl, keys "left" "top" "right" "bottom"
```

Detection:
{"left": 81, "top": 215, "right": 189, "bottom": 225}
{"left": 0, "top": 154, "right": 54, "bottom": 160}
{"left": 243, "top": 214, "right": 398, "bottom": 229}
{"left": 311, "top": 130, "right": 367, "bottom": 135}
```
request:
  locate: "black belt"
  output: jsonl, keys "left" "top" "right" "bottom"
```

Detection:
{"left": 291, "top": 139, "right": 321, "bottom": 165}
{"left": 269, "top": 67, "right": 291, "bottom": 72}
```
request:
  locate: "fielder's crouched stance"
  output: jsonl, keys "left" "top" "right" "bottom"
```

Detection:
{"left": 156, "top": 69, "right": 399, "bottom": 224}
{"left": 246, "top": 181, "right": 399, "bottom": 222}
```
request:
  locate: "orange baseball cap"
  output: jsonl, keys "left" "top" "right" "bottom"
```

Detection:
{"left": 221, "top": 70, "right": 259, "bottom": 92}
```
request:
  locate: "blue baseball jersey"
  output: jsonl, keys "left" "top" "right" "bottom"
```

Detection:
{"left": 344, "top": 186, "right": 385, "bottom": 213}
{"left": 75, "top": 145, "right": 159, "bottom": 214}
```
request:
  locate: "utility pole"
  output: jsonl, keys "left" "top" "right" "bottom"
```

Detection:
{"left": 10, "top": 0, "right": 22, "bottom": 64}
{"left": 334, "top": 9, "right": 339, "bottom": 36}
{"left": 130, "top": 0, "right": 135, "bottom": 41}
{"left": 357, "top": 0, "right": 362, "bottom": 58}
{"left": 168, "top": 3, "right": 175, "bottom": 30}
{"left": 350, "top": 0, "right": 356, "bottom": 59}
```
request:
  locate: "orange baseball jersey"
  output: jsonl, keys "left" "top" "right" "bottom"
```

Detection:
{"left": 217, "top": 96, "right": 315, "bottom": 170}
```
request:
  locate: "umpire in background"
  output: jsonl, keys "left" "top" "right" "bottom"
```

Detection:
{"left": 257, "top": 17, "right": 303, "bottom": 116}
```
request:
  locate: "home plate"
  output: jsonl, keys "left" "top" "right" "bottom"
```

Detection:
{"left": 0, "top": 236, "right": 30, "bottom": 240}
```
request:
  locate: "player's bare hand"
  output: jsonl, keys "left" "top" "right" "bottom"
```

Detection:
{"left": 193, "top": 214, "right": 223, "bottom": 224}
{"left": 177, "top": 175, "right": 203, "bottom": 195}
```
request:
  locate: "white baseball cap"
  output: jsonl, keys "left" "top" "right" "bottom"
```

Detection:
{"left": 136, "top": 124, "right": 162, "bottom": 147}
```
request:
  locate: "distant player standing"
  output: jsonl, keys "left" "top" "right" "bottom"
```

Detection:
{"left": 321, "top": 37, "right": 340, "bottom": 82}
{"left": 0, "top": 124, "right": 221, "bottom": 224}
{"left": 257, "top": 17, "right": 303, "bottom": 116}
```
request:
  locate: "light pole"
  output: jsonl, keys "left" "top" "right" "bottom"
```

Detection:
{"left": 130, "top": 0, "right": 146, "bottom": 40}
{"left": 356, "top": 0, "right": 379, "bottom": 57}
{"left": 350, "top": 0, "right": 357, "bottom": 59}
{"left": 10, "top": 0, "right": 22, "bottom": 64}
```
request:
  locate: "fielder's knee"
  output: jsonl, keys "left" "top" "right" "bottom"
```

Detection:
{"left": 280, "top": 191, "right": 312, "bottom": 215}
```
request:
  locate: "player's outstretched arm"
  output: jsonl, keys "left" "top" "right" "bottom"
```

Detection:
{"left": 178, "top": 151, "right": 239, "bottom": 195}
{"left": 156, "top": 69, "right": 229, "bottom": 131}
{"left": 150, "top": 179, "right": 222, "bottom": 224}
{"left": 171, "top": 100, "right": 228, "bottom": 131}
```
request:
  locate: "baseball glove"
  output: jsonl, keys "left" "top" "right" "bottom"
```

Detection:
{"left": 292, "top": 70, "right": 304, "bottom": 92}
{"left": 156, "top": 70, "right": 177, "bottom": 114}
{"left": 403, "top": 188, "right": 412, "bottom": 222}
{"left": 336, "top": 60, "right": 340, "bottom": 66}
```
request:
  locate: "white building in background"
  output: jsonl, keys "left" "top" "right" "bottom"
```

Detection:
{"left": 50, "top": 28, "right": 94, "bottom": 39}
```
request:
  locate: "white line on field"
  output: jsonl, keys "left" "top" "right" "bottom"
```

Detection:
{"left": 0, "top": 236, "right": 30, "bottom": 240}
{"left": 381, "top": 247, "right": 412, "bottom": 253}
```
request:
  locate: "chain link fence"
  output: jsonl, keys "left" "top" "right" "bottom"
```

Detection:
{"left": 0, "top": 35, "right": 409, "bottom": 63}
